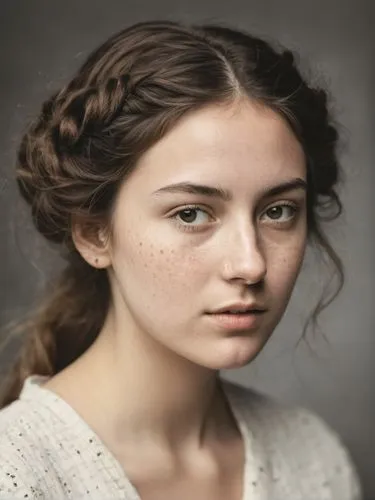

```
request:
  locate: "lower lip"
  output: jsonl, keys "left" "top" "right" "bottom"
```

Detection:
{"left": 206, "top": 312, "right": 265, "bottom": 330}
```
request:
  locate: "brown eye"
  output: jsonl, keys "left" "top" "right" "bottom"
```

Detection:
{"left": 173, "top": 206, "right": 211, "bottom": 228}
{"left": 178, "top": 209, "right": 199, "bottom": 223}
{"left": 267, "top": 206, "right": 284, "bottom": 220}
{"left": 262, "top": 204, "right": 298, "bottom": 223}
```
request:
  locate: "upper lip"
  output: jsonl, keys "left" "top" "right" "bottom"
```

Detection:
{"left": 208, "top": 302, "right": 267, "bottom": 314}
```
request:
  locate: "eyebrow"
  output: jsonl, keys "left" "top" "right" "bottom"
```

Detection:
{"left": 152, "top": 178, "right": 307, "bottom": 201}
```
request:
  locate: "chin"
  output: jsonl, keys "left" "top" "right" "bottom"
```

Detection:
{"left": 203, "top": 336, "right": 266, "bottom": 370}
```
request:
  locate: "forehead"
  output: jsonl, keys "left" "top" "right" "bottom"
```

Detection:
{"left": 127, "top": 99, "right": 306, "bottom": 193}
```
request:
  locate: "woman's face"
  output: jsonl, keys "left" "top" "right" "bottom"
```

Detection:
{"left": 106, "top": 99, "right": 307, "bottom": 370}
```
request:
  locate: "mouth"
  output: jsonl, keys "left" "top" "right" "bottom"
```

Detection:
{"left": 207, "top": 303, "right": 267, "bottom": 315}
{"left": 205, "top": 309, "right": 266, "bottom": 330}
{"left": 207, "top": 309, "right": 265, "bottom": 315}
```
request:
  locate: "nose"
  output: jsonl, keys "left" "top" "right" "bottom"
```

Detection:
{"left": 220, "top": 224, "right": 267, "bottom": 286}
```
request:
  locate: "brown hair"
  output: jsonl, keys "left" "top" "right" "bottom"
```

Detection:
{"left": 0, "top": 20, "right": 343, "bottom": 407}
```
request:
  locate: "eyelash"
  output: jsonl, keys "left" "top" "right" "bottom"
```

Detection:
{"left": 262, "top": 202, "right": 300, "bottom": 226}
{"left": 171, "top": 202, "right": 301, "bottom": 233}
{"left": 171, "top": 205, "right": 213, "bottom": 233}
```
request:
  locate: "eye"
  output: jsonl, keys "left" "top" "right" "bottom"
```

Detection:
{"left": 261, "top": 203, "right": 299, "bottom": 224}
{"left": 172, "top": 206, "right": 212, "bottom": 232}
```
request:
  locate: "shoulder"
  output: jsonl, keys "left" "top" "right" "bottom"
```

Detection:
{"left": 0, "top": 377, "right": 75, "bottom": 499}
{"left": 0, "top": 377, "right": 114, "bottom": 499}
{"left": 0, "top": 398, "right": 53, "bottom": 498}
{"left": 0, "top": 379, "right": 62, "bottom": 453}
{"left": 222, "top": 379, "right": 362, "bottom": 499}
{"left": 0, "top": 395, "right": 47, "bottom": 453}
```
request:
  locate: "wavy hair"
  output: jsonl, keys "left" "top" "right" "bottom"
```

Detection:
{"left": 0, "top": 20, "right": 343, "bottom": 407}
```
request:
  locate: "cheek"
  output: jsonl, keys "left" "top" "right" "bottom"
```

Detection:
{"left": 267, "top": 236, "right": 306, "bottom": 291}
{"left": 113, "top": 225, "right": 205, "bottom": 303}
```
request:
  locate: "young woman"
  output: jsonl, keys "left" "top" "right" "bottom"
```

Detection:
{"left": 0, "top": 20, "right": 362, "bottom": 500}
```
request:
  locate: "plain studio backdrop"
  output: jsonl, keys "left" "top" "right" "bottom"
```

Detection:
{"left": 0, "top": 0, "right": 373, "bottom": 497}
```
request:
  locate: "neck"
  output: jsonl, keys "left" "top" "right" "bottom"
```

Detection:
{"left": 47, "top": 314, "right": 234, "bottom": 456}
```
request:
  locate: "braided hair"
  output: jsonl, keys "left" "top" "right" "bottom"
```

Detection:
{"left": 1, "top": 20, "right": 343, "bottom": 406}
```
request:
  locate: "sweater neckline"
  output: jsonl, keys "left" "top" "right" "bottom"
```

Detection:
{"left": 20, "top": 375, "right": 254, "bottom": 500}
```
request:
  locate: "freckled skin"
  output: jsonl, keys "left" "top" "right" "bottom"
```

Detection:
{"left": 105, "top": 98, "right": 307, "bottom": 370}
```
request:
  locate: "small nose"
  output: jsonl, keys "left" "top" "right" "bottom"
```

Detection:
{"left": 220, "top": 224, "right": 267, "bottom": 286}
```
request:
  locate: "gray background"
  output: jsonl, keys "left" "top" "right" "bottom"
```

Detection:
{"left": 0, "top": 0, "right": 373, "bottom": 497}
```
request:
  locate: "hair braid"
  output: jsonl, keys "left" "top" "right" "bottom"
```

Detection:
{"left": 1, "top": 20, "right": 345, "bottom": 407}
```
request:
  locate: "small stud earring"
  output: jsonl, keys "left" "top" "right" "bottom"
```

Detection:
{"left": 95, "top": 258, "right": 99, "bottom": 265}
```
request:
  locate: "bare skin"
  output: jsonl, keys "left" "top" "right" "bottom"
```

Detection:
{"left": 46, "top": 359, "right": 246, "bottom": 499}
{"left": 130, "top": 439, "right": 245, "bottom": 500}
{"left": 44, "top": 96, "right": 307, "bottom": 499}
{"left": 119, "top": 386, "right": 245, "bottom": 500}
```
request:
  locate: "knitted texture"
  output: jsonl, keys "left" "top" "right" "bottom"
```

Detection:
{"left": 0, "top": 376, "right": 362, "bottom": 499}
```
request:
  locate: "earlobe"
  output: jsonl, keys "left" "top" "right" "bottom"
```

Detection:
{"left": 91, "top": 254, "right": 110, "bottom": 269}
{"left": 71, "top": 222, "right": 112, "bottom": 269}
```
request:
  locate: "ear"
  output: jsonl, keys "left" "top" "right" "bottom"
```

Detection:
{"left": 72, "top": 220, "right": 112, "bottom": 269}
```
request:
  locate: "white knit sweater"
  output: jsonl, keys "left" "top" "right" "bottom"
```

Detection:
{"left": 0, "top": 376, "right": 361, "bottom": 499}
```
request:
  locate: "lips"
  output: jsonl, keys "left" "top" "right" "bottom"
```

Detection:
{"left": 214, "top": 309, "right": 264, "bottom": 314}
{"left": 208, "top": 303, "right": 267, "bottom": 314}
{"left": 205, "top": 310, "right": 265, "bottom": 330}
{"left": 216, "top": 309, "right": 264, "bottom": 314}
